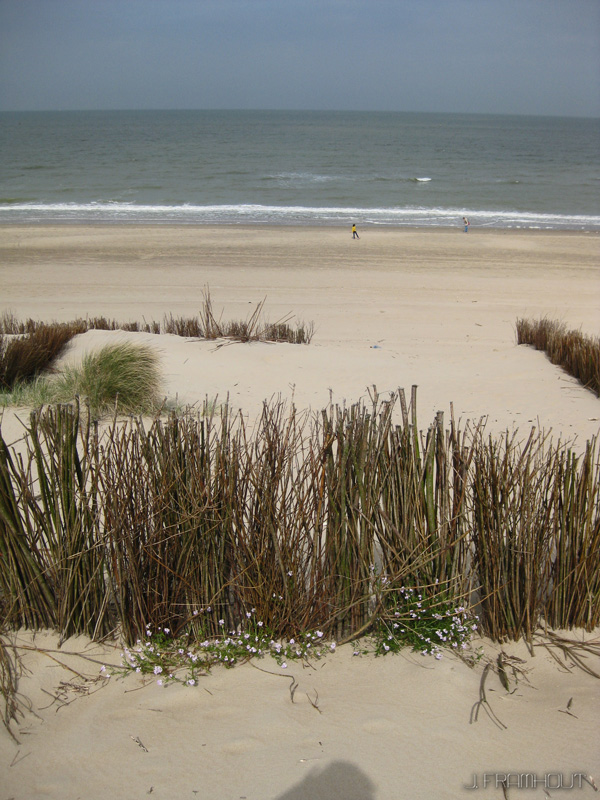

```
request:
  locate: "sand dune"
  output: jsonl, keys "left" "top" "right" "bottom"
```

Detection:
{"left": 1, "top": 225, "right": 599, "bottom": 799}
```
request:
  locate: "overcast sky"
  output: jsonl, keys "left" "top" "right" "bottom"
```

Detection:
{"left": 1, "top": 0, "right": 599, "bottom": 117}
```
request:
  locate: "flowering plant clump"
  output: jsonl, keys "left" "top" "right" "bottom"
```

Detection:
{"left": 109, "top": 612, "right": 336, "bottom": 687}
{"left": 367, "top": 586, "right": 478, "bottom": 660}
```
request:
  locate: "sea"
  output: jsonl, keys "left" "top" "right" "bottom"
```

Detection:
{"left": 1, "top": 109, "right": 599, "bottom": 230}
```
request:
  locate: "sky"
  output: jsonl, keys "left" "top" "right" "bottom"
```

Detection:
{"left": 0, "top": 0, "right": 599, "bottom": 117}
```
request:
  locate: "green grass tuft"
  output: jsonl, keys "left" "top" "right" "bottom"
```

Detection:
{"left": 51, "top": 342, "right": 161, "bottom": 416}
{"left": 0, "top": 342, "right": 161, "bottom": 417}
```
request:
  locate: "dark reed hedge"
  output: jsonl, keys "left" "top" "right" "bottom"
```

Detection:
{"left": 0, "top": 390, "right": 598, "bottom": 647}
{"left": 516, "top": 317, "right": 600, "bottom": 397}
{"left": 0, "top": 321, "right": 86, "bottom": 391}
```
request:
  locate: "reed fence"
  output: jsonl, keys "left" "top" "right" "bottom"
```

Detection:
{"left": 0, "top": 390, "right": 598, "bottom": 647}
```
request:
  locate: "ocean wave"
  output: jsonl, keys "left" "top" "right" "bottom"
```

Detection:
{"left": 265, "top": 172, "right": 342, "bottom": 184}
{"left": 0, "top": 202, "right": 598, "bottom": 230}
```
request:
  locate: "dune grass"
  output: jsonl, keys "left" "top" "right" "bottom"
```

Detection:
{"left": 1, "top": 342, "right": 161, "bottom": 418}
{"left": 516, "top": 317, "right": 600, "bottom": 397}
{"left": 51, "top": 342, "right": 161, "bottom": 416}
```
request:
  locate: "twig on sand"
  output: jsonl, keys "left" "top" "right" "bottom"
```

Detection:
{"left": 306, "top": 689, "right": 322, "bottom": 714}
{"left": 470, "top": 663, "right": 507, "bottom": 730}
{"left": 248, "top": 661, "right": 299, "bottom": 703}
{"left": 130, "top": 735, "right": 148, "bottom": 753}
{"left": 533, "top": 632, "right": 600, "bottom": 679}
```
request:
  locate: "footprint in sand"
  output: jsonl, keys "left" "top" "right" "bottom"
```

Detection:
{"left": 221, "top": 737, "right": 262, "bottom": 755}
{"left": 361, "top": 718, "right": 397, "bottom": 734}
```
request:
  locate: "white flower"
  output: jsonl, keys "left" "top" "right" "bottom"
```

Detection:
{"left": 257, "top": 621, "right": 263, "bottom": 627}
{"left": 330, "top": 642, "right": 336, "bottom": 651}
{"left": 187, "top": 679, "right": 195, "bottom": 686}
{"left": 218, "top": 619, "right": 225, "bottom": 626}
{"left": 281, "top": 662, "right": 287, "bottom": 669}
{"left": 315, "top": 630, "right": 323, "bottom": 638}
{"left": 193, "top": 609, "right": 199, "bottom": 616}
{"left": 157, "top": 679, "right": 163, "bottom": 686}
{"left": 153, "top": 666, "right": 163, "bottom": 675}
{"left": 163, "top": 628, "right": 170, "bottom": 634}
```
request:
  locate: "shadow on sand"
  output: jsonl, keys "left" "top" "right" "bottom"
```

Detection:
{"left": 275, "top": 760, "right": 376, "bottom": 800}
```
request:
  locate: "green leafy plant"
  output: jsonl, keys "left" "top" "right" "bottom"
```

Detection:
{"left": 111, "top": 614, "right": 336, "bottom": 686}
{"left": 365, "top": 586, "right": 478, "bottom": 659}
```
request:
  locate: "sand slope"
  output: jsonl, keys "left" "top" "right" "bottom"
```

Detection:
{"left": 1, "top": 225, "right": 599, "bottom": 798}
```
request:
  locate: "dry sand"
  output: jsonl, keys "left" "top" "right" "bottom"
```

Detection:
{"left": 0, "top": 225, "right": 599, "bottom": 799}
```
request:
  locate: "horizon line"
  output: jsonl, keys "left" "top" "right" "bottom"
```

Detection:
{"left": 1, "top": 107, "right": 599, "bottom": 121}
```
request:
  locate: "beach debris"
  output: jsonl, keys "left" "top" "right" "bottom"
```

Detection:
{"left": 130, "top": 735, "right": 148, "bottom": 752}
{"left": 558, "top": 696, "right": 578, "bottom": 719}
{"left": 306, "top": 689, "right": 322, "bottom": 714}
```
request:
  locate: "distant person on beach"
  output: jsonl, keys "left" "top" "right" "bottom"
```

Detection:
{"left": 463, "top": 217, "right": 470, "bottom": 233}
{"left": 352, "top": 223, "right": 360, "bottom": 239}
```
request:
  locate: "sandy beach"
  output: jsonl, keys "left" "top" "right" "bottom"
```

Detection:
{"left": 1, "top": 225, "right": 599, "bottom": 441}
{"left": 1, "top": 224, "right": 600, "bottom": 799}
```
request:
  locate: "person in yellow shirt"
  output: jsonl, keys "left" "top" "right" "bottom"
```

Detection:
{"left": 352, "top": 223, "right": 360, "bottom": 239}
